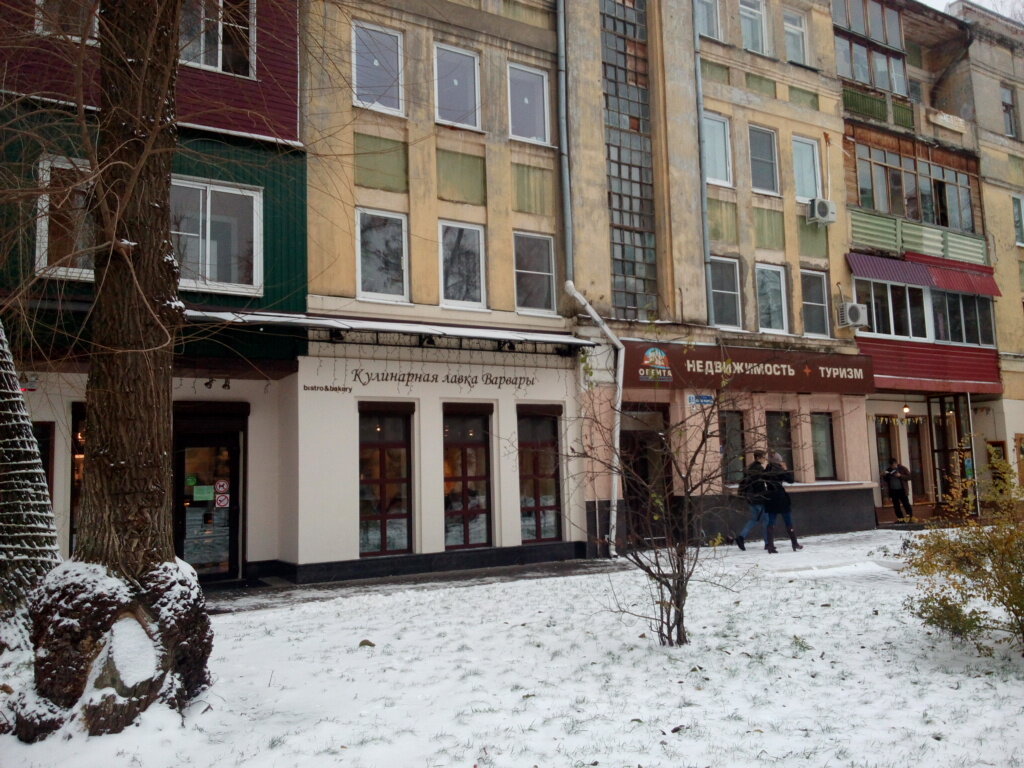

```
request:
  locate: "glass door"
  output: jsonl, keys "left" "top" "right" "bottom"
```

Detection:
{"left": 174, "top": 432, "right": 240, "bottom": 580}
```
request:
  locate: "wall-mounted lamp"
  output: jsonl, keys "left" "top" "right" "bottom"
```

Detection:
{"left": 902, "top": 404, "right": 910, "bottom": 415}
{"left": 222, "top": 378, "right": 231, "bottom": 390}
{"left": 204, "top": 378, "right": 214, "bottom": 389}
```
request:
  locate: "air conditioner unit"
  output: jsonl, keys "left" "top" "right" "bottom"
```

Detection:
{"left": 838, "top": 301, "right": 870, "bottom": 328}
{"left": 807, "top": 197, "right": 837, "bottom": 225}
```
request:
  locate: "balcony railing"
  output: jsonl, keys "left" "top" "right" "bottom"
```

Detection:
{"left": 843, "top": 86, "right": 915, "bottom": 130}
{"left": 850, "top": 209, "right": 987, "bottom": 264}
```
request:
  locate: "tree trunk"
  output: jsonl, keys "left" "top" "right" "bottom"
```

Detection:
{"left": 16, "top": 0, "right": 212, "bottom": 741}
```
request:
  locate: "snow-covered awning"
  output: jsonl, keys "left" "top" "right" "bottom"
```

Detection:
{"left": 184, "top": 309, "right": 596, "bottom": 348}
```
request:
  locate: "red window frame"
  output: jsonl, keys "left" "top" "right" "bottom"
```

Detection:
{"left": 518, "top": 413, "right": 562, "bottom": 543}
{"left": 443, "top": 410, "right": 491, "bottom": 549}
{"left": 358, "top": 408, "right": 413, "bottom": 556}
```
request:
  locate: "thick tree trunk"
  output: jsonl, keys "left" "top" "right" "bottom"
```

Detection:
{"left": 15, "top": 1, "right": 212, "bottom": 741}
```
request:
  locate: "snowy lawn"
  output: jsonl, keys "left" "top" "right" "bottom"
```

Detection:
{"left": 4, "top": 529, "right": 1024, "bottom": 768}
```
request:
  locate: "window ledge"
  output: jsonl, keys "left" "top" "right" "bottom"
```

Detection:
{"left": 788, "top": 61, "right": 820, "bottom": 74}
{"left": 357, "top": 296, "right": 414, "bottom": 306}
{"left": 436, "top": 120, "right": 486, "bottom": 135}
{"left": 180, "top": 60, "right": 257, "bottom": 82}
{"left": 441, "top": 304, "right": 493, "bottom": 314}
{"left": 353, "top": 101, "right": 406, "bottom": 119}
{"left": 510, "top": 136, "right": 556, "bottom": 150}
{"left": 516, "top": 308, "right": 560, "bottom": 318}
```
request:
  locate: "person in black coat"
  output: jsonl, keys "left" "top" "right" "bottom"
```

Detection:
{"left": 764, "top": 454, "right": 803, "bottom": 553}
{"left": 882, "top": 457, "right": 913, "bottom": 521}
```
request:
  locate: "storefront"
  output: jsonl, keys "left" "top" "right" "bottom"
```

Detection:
{"left": 591, "top": 341, "right": 879, "bottom": 540}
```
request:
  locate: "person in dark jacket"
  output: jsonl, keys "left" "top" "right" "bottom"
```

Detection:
{"left": 883, "top": 458, "right": 913, "bottom": 521}
{"left": 735, "top": 451, "right": 770, "bottom": 551}
{"left": 764, "top": 454, "right": 802, "bottom": 553}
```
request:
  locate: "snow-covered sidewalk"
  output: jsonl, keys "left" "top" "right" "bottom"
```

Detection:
{"left": 4, "top": 529, "right": 1023, "bottom": 767}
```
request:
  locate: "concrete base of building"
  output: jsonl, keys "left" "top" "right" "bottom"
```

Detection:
{"left": 245, "top": 541, "right": 588, "bottom": 584}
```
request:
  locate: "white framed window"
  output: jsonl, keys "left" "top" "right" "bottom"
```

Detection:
{"left": 783, "top": 9, "right": 807, "bottom": 65}
{"left": 435, "top": 44, "right": 480, "bottom": 130}
{"left": 756, "top": 263, "right": 788, "bottom": 333}
{"left": 36, "top": 156, "right": 265, "bottom": 296}
{"left": 702, "top": 113, "right": 732, "bottom": 187}
{"left": 357, "top": 208, "right": 409, "bottom": 302}
{"left": 514, "top": 232, "right": 555, "bottom": 313}
{"left": 1014, "top": 195, "right": 1024, "bottom": 246}
{"left": 749, "top": 126, "right": 779, "bottom": 195}
{"left": 801, "top": 270, "right": 829, "bottom": 337}
{"left": 171, "top": 178, "right": 263, "bottom": 295}
{"left": 440, "top": 221, "right": 486, "bottom": 309}
{"left": 508, "top": 64, "right": 549, "bottom": 144}
{"left": 180, "top": 0, "right": 254, "bottom": 77}
{"left": 695, "top": 0, "right": 721, "bottom": 40}
{"left": 792, "top": 136, "right": 821, "bottom": 202}
{"left": 709, "top": 257, "right": 741, "bottom": 328}
{"left": 35, "top": 0, "right": 96, "bottom": 39}
{"left": 352, "top": 22, "right": 404, "bottom": 116}
{"left": 740, "top": 0, "right": 768, "bottom": 55}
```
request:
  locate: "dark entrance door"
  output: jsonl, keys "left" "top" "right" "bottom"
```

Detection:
{"left": 173, "top": 404, "right": 247, "bottom": 581}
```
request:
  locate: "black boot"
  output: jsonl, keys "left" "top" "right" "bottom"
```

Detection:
{"left": 766, "top": 528, "right": 778, "bottom": 554}
{"left": 735, "top": 535, "right": 746, "bottom": 551}
{"left": 788, "top": 527, "right": 803, "bottom": 551}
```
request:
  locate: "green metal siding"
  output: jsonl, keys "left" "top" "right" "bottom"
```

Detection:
{"left": 850, "top": 209, "right": 898, "bottom": 251}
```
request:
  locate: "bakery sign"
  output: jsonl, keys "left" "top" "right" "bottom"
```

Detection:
{"left": 624, "top": 341, "right": 874, "bottom": 394}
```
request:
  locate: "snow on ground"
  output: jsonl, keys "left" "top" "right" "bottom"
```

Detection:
{"left": 3, "top": 529, "right": 1024, "bottom": 768}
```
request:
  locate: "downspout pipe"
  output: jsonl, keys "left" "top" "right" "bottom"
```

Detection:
{"left": 556, "top": 0, "right": 573, "bottom": 282}
{"left": 693, "top": 4, "right": 712, "bottom": 281}
{"left": 565, "top": 281, "right": 624, "bottom": 558}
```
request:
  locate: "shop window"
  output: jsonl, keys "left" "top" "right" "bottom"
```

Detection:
{"left": 740, "top": 0, "right": 768, "bottom": 55}
{"left": 517, "top": 412, "right": 561, "bottom": 543}
{"left": 508, "top": 64, "right": 549, "bottom": 144}
{"left": 801, "top": 270, "right": 829, "bottom": 337}
{"left": 709, "top": 257, "right": 741, "bottom": 328}
{"left": 443, "top": 410, "right": 491, "bottom": 549}
{"left": 435, "top": 44, "right": 480, "bottom": 129}
{"left": 357, "top": 208, "right": 408, "bottom": 301}
{"left": 1003, "top": 85, "right": 1018, "bottom": 139}
{"left": 766, "top": 411, "right": 793, "bottom": 469}
{"left": 811, "top": 412, "right": 837, "bottom": 480}
{"left": 358, "top": 408, "right": 413, "bottom": 556}
{"left": 352, "top": 22, "right": 404, "bottom": 115}
{"left": 792, "top": 137, "right": 821, "bottom": 202}
{"left": 783, "top": 9, "right": 807, "bottom": 65}
{"left": 702, "top": 113, "right": 732, "bottom": 187}
{"left": 719, "top": 410, "right": 745, "bottom": 484}
{"left": 180, "top": 0, "right": 253, "bottom": 77}
{"left": 696, "top": 0, "right": 720, "bottom": 40}
{"left": 756, "top": 264, "right": 787, "bottom": 333}
{"left": 749, "top": 126, "right": 779, "bottom": 194}
{"left": 440, "top": 221, "right": 486, "bottom": 308}
{"left": 514, "top": 232, "right": 555, "bottom": 313}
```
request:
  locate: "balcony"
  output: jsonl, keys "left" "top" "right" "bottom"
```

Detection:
{"left": 850, "top": 209, "right": 987, "bottom": 265}
{"left": 843, "top": 87, "right": 915, "bottom": 130}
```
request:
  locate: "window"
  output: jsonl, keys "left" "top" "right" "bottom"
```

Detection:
{"left": 834, "top": 36, "right": 906, "bottom": 95}
{"left": 854, "top": 143, "right": 976, "bottom": 233}
{"left": 352, "top": 23, "right": 403, "bottom": 115}
{"left": 709, "top": 257, "right": 741, "bottom": 328}
{"left": 854, "top": 278, "right": 994, "bottom": 347}
{"left": 508, "top": 64, "right": 549, "bottom": 143}
{"left": 443, "top": 410, "right": 491, "bottom": 549}
{"left": 180, "top": 0, "right": 253, "bottom": 77}
{"left": 749, "top": 126, "right": 779, "bottom": 194}
{"left": 171, "top": 179, "right": 262, "bottom": 294}
{"left": 357, "top": 209, "right": 408, "bottom": 301}
{"left": 1014, "top": 196, "right": 1024, "bottom": 246}
{"left": 435, "top": 44, "right": 480, "bottom": 129}
{"left": 811, "top": 413, "right": 837, "bottom": 480}
{"left": 855, "top": 278, "right": 927, "bottom": 338}
{"left": 514, "top": 232, "right": 555, "bottom": 312}
{"left": 801, "top": 270, "right": 829, "bottom": 336}
{"left": 784, "top": 9, "right": 807, "bottom": 65}
{"left": 766, "top": 411, "right": 793, "bottom": 470}
{"left": 932, "top": 291, "right": 995, "bottom": 346}
{"left": 440, "top": 221, "right": 485, "bottom": 308}
{"left": 702, "top": 114, "right": 732, "bottom": 186}
{"left": 756, "top": 264, "right": 788, "bottom": 333}
{"left": 37, "top": 157, "right": 263, "bottom": 295}
{"left": 719, "top": 410, "right": 745, "bottom": 484}
{"left": 36, "top": 0, "right": 95, "bottom": 38}
{"left": 740, "top": 0, "right": 768, "bottom": 55}
{"left": 792, "top": 137, "right": 821, "bottom": 202}
{"left": 1003, "top": 85, "right": 1019, "bottom": 139}
{"left": 696, "top": 0, "right": 721, "bottom": 40}
{"left": 358, "top": 408, "right": 413, "bottom": 556}
{"left": 518, "top": 412, "right": 562, "bottom": 543}
{"left": 833, "top": 0, "right": 902, "bottom": 47}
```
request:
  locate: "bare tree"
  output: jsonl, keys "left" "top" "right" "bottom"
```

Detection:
{"left": 0, "top": 0, "right": 212, "bottom": 740}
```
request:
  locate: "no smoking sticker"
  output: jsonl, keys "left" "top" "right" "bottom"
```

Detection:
{"left": 215, "top": 494, "right": 230, "bottom": 508}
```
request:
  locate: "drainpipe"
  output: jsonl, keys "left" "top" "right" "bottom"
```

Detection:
{"left": 966, "top": 392, "right": 981, "bottom": 517}
{"left": 556, "top": 0, "right": 574, "bottom": 282}
{"left": 693, "top": 3, "right": 713, "bottom": 307}
{"left": 565, "top": 281, "right": 624, "bottom": 558}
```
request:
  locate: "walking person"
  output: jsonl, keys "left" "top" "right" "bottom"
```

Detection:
{"left": 735, "top": 450, "right": 770, "bottom": 551}
{"left": 882, "top": 457, "right": 913, "bottom": 521}
{"left": 764, "top": 453, "right": 802, "bottom": 553}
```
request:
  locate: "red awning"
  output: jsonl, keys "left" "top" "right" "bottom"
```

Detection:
{"left": 846, "top": 252, "right": 932, "bottom": 287}
{"left": 904, "top": 252, "right": 1001, "bottom": 297}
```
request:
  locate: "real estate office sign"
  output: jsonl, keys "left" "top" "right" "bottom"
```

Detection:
{"left": 623, "top": 341, "right": 875, "bottom": 395}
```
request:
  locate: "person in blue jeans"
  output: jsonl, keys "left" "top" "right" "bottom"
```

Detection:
{"left": 735, "top": 451, "right": 770, "bottom": 551}
{"left": 764, "top": 454, "right": 803, "bottom": 553}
